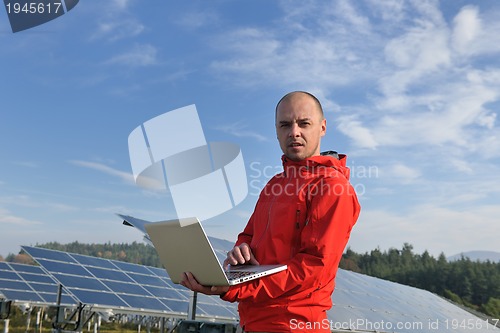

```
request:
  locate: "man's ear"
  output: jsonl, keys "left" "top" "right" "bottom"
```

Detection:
{"left": 321, "top": 119, "right": 327, "bottom": 137}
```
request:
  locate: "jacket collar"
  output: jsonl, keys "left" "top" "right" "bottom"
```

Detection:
{"left": 281, "top": 152, "right": 350, "bottom": 180}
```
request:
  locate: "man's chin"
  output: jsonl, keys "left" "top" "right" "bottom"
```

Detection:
{"left": 285, "top": 152, "right": 305, "bottom": 161}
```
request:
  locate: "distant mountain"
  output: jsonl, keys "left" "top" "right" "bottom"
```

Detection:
{"left": 448, "top": 251, "right": 500, "bottom": 262}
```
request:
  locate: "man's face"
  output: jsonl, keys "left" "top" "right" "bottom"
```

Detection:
{"left": 276, "top": 94, "right": 326, "bottom": 161}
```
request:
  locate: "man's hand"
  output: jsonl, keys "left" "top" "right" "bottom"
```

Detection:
{"left": 224, "top": 243, "right": 260, "bottom": 266}
{"left": 180, "top": 272, "right": 230, "bottom": 295}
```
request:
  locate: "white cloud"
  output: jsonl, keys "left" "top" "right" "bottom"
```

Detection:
{"left": 69, "top": 160, "right": 134, "bottom": 184}
{"left": 473, "top": 129, "right": 500, "bottom": 159}
{"left": 47, "top": 203, "right": 78, "bottom": 212}
{"left": 69, "top": 160, "right": 168, "bottom": 200}
{"left": 0, "top": 195, "right": 79, "bottom": 212}
{"left": 11, "top": 161, "right": 39, "bottom": 168}
{"left": 451, "top": 6, "right": 500, "bottom": 58}
{"left": 91, "top": 19, "right": 145, "bottom": 42}
{"left": 175, "top": 10, "right": 219, "bottom": 30}
{"left": 368, "top": 72, "right": 500, "bottom": 154}
{"left": 210, "top": 1, "right": 500, "bottom": 165}
{"left": 210, "top": 1, "right": 380, "bottom": 91}
{"left": 0, "top": 207, "right": 42, "bottom": 226}
{"left": 104, "top": 44, "right": 158, "bottom": 67}
{"left": 380, "top": 10, "right": 451, "bottom": 98}
{"left": 365, "top": 0, "right": 406, "bottom": 22}
{"left": 335, "top": 0, "right": 372, "bottom": 34}
{"left": 390, "top": 163, "right": 421, "bottom": 183}
{"left": 111, "top": 0, "right": 131, "bottom": 10}
{"left": 215, "top": 121, "right": 268, "bottom": 142}
{"left": 337, "top": 115, "right": 378, "bottom": 149}
{"left": 451, "top": 5, "right": 481, "bottom": 55}
{"left": 88, "top": 0, "right": 145, "bottom": 44}
{"left": 0, "top": 195, "right": 39, "bottom": 208}
{"left": 350, "top": 203, "right": 500, "bottom": 256}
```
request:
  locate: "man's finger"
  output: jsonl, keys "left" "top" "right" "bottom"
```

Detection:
{"left": 181, "top": 272, "right": 230, "bottom": 295}
{"left": 180, "top": 272, "right": 191, "bottom": 289}
{"left": 249, "top": 252, "right": 260, "bottom": 265}
{"left": 225, "top": 250, "right": 237, "bottom": 266}
{"left": 226, "top": 243, "right": 260, "bottom": 265}
{"left": 240, "top": 243, "right": 260, "bottom": 264}
{"left": 240, "top": 244, "right": 253, "bottom": 262}
{"left": 232, "top": 246, "right": 246, "bottom": 264}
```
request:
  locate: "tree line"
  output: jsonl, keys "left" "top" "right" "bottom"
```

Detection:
{"left": 1, "top": 241, "right": 498, "bottom": 318}
{"left": 3, "top": 241, "right": 162, "bottom": 267}
{"left": 339, "top": 243, "right": 500, "bottom": 318}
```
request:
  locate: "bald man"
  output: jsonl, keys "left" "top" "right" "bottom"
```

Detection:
{"left": 181, "top": 91, "right": 360, "bottom": 332}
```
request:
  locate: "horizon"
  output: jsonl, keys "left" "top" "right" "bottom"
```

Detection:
{"left": 2, "top": 239, "right": 499, "bottom": 262}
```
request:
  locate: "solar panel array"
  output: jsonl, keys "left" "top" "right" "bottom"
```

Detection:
{"left": 21, "top": 246, "right": 237, "bottom": 321}
{"left": 0, "top": 261, "right": 76, "bottom": 306}
{"left": 331, "top": 269, "right": 499, "bottom": 333}
{"left": 1, "top": 244, "right": 497, "bottom": 333}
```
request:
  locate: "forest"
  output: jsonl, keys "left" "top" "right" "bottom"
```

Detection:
{"left": 1, "top": 241, "right": 499, "bottom": 319}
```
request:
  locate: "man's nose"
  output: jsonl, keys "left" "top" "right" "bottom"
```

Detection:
{"left": 289, "top": 123, "right": 300, "bottom": 137}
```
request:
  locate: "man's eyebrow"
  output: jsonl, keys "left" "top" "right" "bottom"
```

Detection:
{"left": 278, "top": 118, "right": 312, "bottom": 123}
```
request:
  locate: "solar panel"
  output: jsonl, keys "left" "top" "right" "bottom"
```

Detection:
{"left": 330, "top": 269, "right": 499, "bottom": 333}
{"left": 0, "top": 261, "right": 77, "bottom": 306}
{"left": 21, "top": 246, "right": 238, "bottom": 321}
{"left": 18, "top": 243, "right": 498, "bottom": 332}
{"left": 195, "top": 292, "right": 238, "bottom": 319}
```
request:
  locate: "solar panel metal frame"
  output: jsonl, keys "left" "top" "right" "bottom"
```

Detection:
{"left": 21, "top": 246, "right": 238, "bottom": 321}
{"left": 0, "top": 261, "right": 77, "bottom": 307}
{"left": 18, "top": 242, "right": 499, "bottom": 333}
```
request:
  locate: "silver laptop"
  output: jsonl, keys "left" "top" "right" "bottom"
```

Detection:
{"left": 118, "top": 214, "right": 287, "bottom": 286}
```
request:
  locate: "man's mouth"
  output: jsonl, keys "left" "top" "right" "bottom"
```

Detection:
{"left": 289, "top": 142, "right": 303, "bottom": 148}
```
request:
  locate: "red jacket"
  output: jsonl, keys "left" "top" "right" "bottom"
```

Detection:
{"left": 222, "top": 154, "right": 360, "bottom": 332}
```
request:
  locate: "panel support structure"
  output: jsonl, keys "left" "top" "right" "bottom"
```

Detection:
{"left": 188, "top": 291, "right": 197, "bottom": 320}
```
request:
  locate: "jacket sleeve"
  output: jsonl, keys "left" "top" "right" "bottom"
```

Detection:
{"left": 221, "top": 177, "right": 360, "bottom": 303}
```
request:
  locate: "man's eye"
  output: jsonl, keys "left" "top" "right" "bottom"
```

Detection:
{"left": 280, "top": 123, "right": 290, "bottom": 128}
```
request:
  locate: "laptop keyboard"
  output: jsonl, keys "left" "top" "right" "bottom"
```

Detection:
{"left": 227, "top": 270, "right": 257, "bottom": 280}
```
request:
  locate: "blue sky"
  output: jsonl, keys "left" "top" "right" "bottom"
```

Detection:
{"left": 1, "top": 0, "right": 499, "bottom": 258}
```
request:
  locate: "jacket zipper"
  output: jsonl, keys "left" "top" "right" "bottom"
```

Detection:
{"left": 295, "top": 209, "right": 300, "bottom": 229}
{"left": 291, "top": 207, "right": 302, "bottom": 258}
